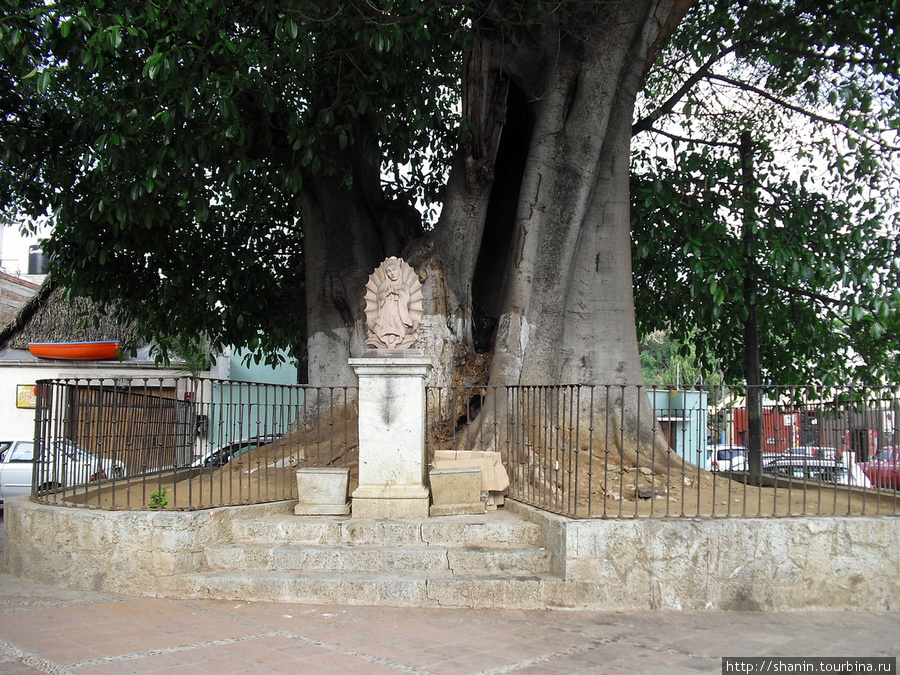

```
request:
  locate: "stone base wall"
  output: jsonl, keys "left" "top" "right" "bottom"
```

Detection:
{"left": 2, "top": 497, "right": 293, "bottom": 596}
{"left": 506, "top": 501, "right": 900, "bottom": 611}
{"left": 4, "top": 496, "right": 899, "bottom": 611}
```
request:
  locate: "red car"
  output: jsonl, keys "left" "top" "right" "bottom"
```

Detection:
{"left": 859, "top": 447, "right": 900, "bottom": 489}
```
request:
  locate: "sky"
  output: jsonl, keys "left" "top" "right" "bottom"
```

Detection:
{"left": 0, "top": 225, "right": 49, "bottom": 276}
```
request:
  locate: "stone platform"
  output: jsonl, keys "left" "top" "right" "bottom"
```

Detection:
{"left": 4, "top": 496, "right": 900, "bottom": 611}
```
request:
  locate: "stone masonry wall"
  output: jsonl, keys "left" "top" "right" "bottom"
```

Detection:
{"left": 507, "top": 501, "right": 900, "bottom": 611}
{"left": 5, "top": 497, "right": 899, "bottom": 611}
{"left": 2, "top": 498, "right": 292, "bottom": 596}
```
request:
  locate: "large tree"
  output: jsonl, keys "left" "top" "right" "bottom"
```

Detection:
{"left": 2, "top": 0, "right": 680, "bottom": 386}
{"left": 2, "top": 1, "right": 898, "bottom": 465}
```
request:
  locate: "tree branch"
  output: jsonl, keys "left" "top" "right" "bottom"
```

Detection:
{"left": 633, "top": 44, "right": 738, "bottom": 136}
{"left": 765, "top": 276, "right": 896, "bottom": 327}
{"left": 634, "top": 125, "right": 739, "bottom": 149}
{"left": 766, "top": 279, "right": 847, "bottom": 309}
{"left": 741, "top": 37, "right": 895, "bottom": 71}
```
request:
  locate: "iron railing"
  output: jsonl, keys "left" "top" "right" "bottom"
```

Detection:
{"left": 425, "top": 384, "right": 900, "bottom": 518}
{"left": 28, "top": 377, "right": 899, "bottom": 517}
{"left": 31, "top": 377, "right": 357, "bottom": 510}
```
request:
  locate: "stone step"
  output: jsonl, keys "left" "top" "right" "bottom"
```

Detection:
{"left": 205, "top": 542, "right": 553, "bottom": 575}
{"left": 192, "top": 506, "right": 562, "bottom": 609}
{"left": 171, "top": 570, "right": 568, "bottom": 609}
{"left": 230, "top": 511, "right": 545, "bottom": 548}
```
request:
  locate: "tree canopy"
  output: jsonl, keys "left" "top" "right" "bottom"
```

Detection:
{"left": 1, "top": 0, "right": 464, "bottom": 364}
{"left": 631, "top": 0, "right": 900, "bottom": 386}
{"left": 2, "top": 0, "right": 898, "bottom": 385}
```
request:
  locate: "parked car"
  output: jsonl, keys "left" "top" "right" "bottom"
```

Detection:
{"left": 793, "top": 446, "right": 841, "bottom": 460}
{"left": 710, "top": 445, "right": 747, "bottom": 472}
{"left": 54, "top": 440, "right": 127, "bottom": 480}
{"left": 762, "top": 456, "right": 872, "bottom": 488}
{"left": 762, "top": 450, "right": 820, "bottom": 464}
{"left": 858, "top": 447, "right": 900, "bottom": 490}
{"left": 191, "top": 435, "right": 281, "bottom": 468}
{"left": 0, "top": 439, "right": 127, "bottom": 506}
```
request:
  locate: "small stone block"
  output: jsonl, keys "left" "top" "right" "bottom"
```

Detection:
{"left": 429, "top": 467, "right": 484, "bottom": 516}
{"left": 430, "top": 467, "right": 482, "bottom": 506}
{"left": 295, "top": 468, "right": 350, "bottom": 516}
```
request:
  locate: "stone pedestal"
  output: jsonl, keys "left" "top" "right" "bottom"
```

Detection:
{"left": 294, "top": 468, "right": 350, "bottom": 515}
{"left": 349, "top": 352, "right": 432, "bottom": 519}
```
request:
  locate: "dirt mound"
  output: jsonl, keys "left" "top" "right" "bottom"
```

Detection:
{"left": 65, "top": 414, "right": 895, "bottom": 516}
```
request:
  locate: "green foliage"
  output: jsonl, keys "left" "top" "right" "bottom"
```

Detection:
{"left": 633, "top": 0, "right": 900, "bottom": 386}
{"left": 640, "top": 330, "right": 722, "bottom": 389}
{"left": 632, "top": 147, "right": 900, "bottom": 386}
{"left": 2, "top": 0, "right": 898, "bottom": 384}
{"left": 148, "top": 488, "right": 167, "bottom": 509}
{"left": 0, "top": 0, "right": 465, "bottom": 363}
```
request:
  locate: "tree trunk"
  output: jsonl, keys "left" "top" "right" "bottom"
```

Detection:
{"left": 451, "top": 1, "right": 679, "bottom": 468}
{"left": 741, "top": 131, "right": 764, "bottom": 482}
{"left": 301, "top": 138, "right": 423, "bottom": 388}
{"left": 303, "top": 1, "right": 682, "bottom": 471}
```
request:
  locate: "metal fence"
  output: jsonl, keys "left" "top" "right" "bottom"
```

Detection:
{"left": 425, "top": 384, "right": 900, "bottom": 518}
{"left": 27, "top": 377, "right": 899, "bottom": 517}
{"left": 31, "top": 377, "right": 357, "bottom": 510}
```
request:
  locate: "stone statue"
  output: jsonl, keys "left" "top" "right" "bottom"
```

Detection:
{"left": 364, "top": 256, "right": 423, "bottom": 349}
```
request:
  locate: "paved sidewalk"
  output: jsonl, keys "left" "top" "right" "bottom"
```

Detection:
{"left": 2, "top": 520, "right": 899, "bottom": 674}
{"left": 1, "top": 571, "right": 898, "bottom": 674}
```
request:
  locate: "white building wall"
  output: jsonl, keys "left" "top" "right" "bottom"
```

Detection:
{"left": 0, "top": 361, "right": 194, "bottom": 441}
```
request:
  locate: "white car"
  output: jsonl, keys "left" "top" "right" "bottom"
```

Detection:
{"left": 710, "top": 445, "right": 747, "bottom": 471}
{"left": 762, "top": 456, "right": 872, "bottom": 488}
{"left": 793, "top": 446, "right": 840, "bottom": 460}
{"left": 0, "top": 439, "right": 127, "bottom": 506}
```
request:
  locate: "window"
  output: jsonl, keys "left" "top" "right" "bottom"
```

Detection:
{"left": 8, "top": 442, "right": 35, "bottom": 462}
